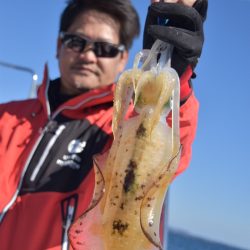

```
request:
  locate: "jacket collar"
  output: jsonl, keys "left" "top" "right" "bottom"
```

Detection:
{"left": 37, "top": 64, "right": 115, "bottom": 119}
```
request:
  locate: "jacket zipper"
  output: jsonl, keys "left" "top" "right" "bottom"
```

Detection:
{"left": 30, "top": 124, "right": 66, "bottom": 182}
{"left": 62, "top": 205, "right": 75, "bottom": 250}
{"left": 0, "top": 90, "right": 111, "bottom": 223}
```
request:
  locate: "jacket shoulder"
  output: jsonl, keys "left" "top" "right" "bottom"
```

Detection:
{"left": 0, "top": 99, "right": 41, "bottom": 117}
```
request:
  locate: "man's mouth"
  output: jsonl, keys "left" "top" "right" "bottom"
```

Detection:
{"left": 72, "top": 65, "right": 99, "bottom": 76}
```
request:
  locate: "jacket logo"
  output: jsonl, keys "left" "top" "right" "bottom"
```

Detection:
{"left": 68, "top": 139, "right": 86, "bottom": 154}
{"left": 56, "top": 139, "right": 87, "bottom": 170}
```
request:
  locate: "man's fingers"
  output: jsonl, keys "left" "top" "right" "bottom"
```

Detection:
{"left": 148, "top": 25, "right": 203, "bottom": 56}
{"left": 145, "top": 3, "right": 203, "bottom": 34}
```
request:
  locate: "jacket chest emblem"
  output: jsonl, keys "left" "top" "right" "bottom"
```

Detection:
{"left": 68, "top": 139, "right": 86, "bottom": 154}
{"left": 56, "top": 139, "right": 87, "bottom": 170}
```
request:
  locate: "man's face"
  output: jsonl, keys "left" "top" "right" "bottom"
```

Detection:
{"left": 57, "top": 10, "right": 128, "bottom": 95}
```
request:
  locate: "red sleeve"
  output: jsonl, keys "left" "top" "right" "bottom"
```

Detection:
{"left": 166, "top": 64, "right": 200, "bottom": 178}
{"left": 166, "top": 64, "right": 200, "bottom": 177}
{"left": 175, "top": 92, "right": 199, "bottom": 177}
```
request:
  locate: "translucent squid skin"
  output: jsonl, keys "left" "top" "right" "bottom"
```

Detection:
{"left": 69, "top": 66, "right": 181, "bottom": 250}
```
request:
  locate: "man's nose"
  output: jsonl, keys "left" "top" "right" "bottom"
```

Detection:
{"left": 78, "top": 43, "right": 98, "bottom": 62}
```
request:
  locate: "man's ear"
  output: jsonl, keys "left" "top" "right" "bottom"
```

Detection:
{"left": 56, "top": 37, "right": 62, "bottom": 59}
{"left": 118, "top": 50, "right": 129, "bottom": 73}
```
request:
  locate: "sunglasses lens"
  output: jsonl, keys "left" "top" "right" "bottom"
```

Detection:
{"left": 61, "top": 33, "right": 123, "bottom": 57}
{"left": 62, "top": 34, "right": 87, "bottom": 53}
{"left": 95, "top": 43, "right": 119, "bottom": 58}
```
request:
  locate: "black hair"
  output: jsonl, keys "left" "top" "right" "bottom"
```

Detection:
{"left": 59, "top": 0, "right": 140, "bottom": 49}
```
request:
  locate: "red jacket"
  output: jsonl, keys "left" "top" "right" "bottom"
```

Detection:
{"left": 0, "top": 66, "right": 198, "bottom": 250}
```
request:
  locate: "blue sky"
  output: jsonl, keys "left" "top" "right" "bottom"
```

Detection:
{"left": 0, "top": 1, "right": 250, "bottom": 249}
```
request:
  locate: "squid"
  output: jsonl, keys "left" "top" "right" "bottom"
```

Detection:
{"left": 69, "top": 41, "right": 181, "bottom": 250}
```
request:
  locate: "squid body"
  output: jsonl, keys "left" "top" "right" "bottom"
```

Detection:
{"left": 69, "top": 43, "right": 181, "bottom": 250}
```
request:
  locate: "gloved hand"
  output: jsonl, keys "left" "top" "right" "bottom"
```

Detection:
{"left": 143, "top": 0, "right": 208, "bottom": 78}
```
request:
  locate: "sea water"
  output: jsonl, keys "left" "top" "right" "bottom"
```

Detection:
{"left": 167, "top": 230, "right": 248, "bottom": 250}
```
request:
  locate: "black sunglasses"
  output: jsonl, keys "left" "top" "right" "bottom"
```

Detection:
{"left": 60, "top": 32, "right": 125, "bottom": 58}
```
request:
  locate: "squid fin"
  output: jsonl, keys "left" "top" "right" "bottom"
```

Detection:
{"left": 68, "top": 154, "right": 107, "bottom": 250}
{"left": 140, "top": 146, "right": 182, "bottom": 250}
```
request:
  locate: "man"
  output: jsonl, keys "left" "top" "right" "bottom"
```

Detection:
{"left": 0, "top": 0, "right": 207, "bottom": 249}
